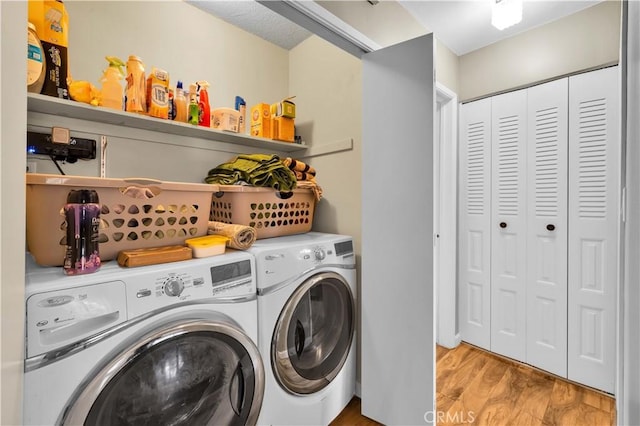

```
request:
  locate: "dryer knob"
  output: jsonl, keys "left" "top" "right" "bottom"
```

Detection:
{"left": 314, "top": 248, "right": 326, "bottom": 261}
{"left": 164, "top": 278, "right": 184, "bottom": 297}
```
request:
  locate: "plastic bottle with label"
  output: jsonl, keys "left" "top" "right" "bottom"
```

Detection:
{"left": 63, "top": 189, "right": 101, "bottom": 275}
{"left": 27, "top": 22, "right": 45, "bottom": 93}
{"left": 125, "top": 55, "right": 146, "bottom": 113}
{"left": 174, "top": 81, "right": 188, "bottom": 123}
{"left": 188, "top": 83, "right": 199, "bottom": 125}
{"left": 100, "top": 56, "right": 125, "bottom": 110}
{"left": 197, "top": 81, "right": 211, "bottom": 127}
{"left": 235, "top": 96, "right": 246, "bottom": 134}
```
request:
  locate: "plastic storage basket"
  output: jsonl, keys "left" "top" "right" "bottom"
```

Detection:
{"left": 210, "top": 185, "right": 316, "bottom": 239}
{"left": 26, "top": 174, "right": 218, "bottom": 266}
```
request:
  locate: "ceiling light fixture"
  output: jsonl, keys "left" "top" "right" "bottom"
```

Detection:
{"left": 491, "top": 0, "right": 523, "bottom": 31}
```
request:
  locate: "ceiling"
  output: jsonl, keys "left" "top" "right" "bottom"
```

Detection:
{"left": 187, "top": 1, "right": 312, "bottom": 50}
{"left": 399, "top": 0, "right": 605, "bottom": 55}
{"left": 188, "top": 0, "right": 604, "bottom": 56}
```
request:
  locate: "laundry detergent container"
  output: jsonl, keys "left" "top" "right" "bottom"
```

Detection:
{"left": 210, "top": 185, "right": 316, "bottom": 239}
{"left": 26, "top": 173, "right": 218, "bottom": 266}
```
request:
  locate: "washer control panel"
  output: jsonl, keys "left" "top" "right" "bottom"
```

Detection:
{"left": 126, "top": 256, "right": 255, "bottom": 318}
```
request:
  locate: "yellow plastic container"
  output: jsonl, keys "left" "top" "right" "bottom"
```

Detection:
{"left": 212, "top": 108, "right": 240, "bottom": 132}
{"left": 185, "top": 235, "right": 229, "bottom": 258}
{"left": 100, "top": 56, "right": 125, "bottom": 110}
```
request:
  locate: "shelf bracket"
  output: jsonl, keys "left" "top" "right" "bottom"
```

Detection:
{"left": 298, "top": 138, "right": 353, "bottom": 159}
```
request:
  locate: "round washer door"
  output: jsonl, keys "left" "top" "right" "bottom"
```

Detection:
{"left": 272, "top": 271, "right": 355, "bottom": 395}
{"left": 61, "top": 317, "right": 264, "bottom": 426}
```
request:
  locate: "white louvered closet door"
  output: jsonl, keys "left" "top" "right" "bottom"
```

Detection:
{"left": 490, "top": 89, "right": 528, "bottom": 361}
{"left": 568, "top": 66, "right": 620, "bottom": 394}
{"left": 459, "top": 98, "right": 492, "bottom": 350}
{"left": 525, "top": 78, "right": 568, "bottom": 377}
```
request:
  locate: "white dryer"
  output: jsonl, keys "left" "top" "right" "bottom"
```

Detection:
{"left": 249, "top": 232, "right": 357, "bottom": 426}
{"left": 24, "top": 251, "right": 264, "bottom": 426}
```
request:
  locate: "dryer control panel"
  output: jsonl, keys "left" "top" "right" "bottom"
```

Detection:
{"left": 256, "top": 238, "right": 354, "bottom": 290}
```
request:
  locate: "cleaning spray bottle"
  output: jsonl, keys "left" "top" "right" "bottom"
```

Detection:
{"left": 100, "top": 56, "right": 125, "bottom": 110}
{"left": 197, "top": 80, "right": 211, "bottom": 127}
{"left": 188, "top": 83, "right": 199, "bottom": 125}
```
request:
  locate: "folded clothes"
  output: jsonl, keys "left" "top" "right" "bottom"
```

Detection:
{"left": 208, "top": 221, "right": 257, "bottom": 250}
{"left": 205, "top": 154, "right": 297, "bottom": 191}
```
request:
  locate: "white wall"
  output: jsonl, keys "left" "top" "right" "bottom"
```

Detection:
{"left": 318, "top": 0, "right": 426, "bottom": 49}
{"left": 436, "top": 39, "right": 459, "bottom": 95}
{"left": 66, "top": 1, "right": 289, "bottom": 114}
{"left": 316, "top": 0, "right": 460, "bottom": 95}
{"left": 288, "top": 35, "right": 361, "bottom": 242}
{"left": 1, "top": 2, "right": 27, "bottom": 424}
{"left": 459, "top": 1, "right": 621, "bottom": 101}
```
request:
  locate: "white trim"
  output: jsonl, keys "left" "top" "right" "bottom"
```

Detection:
{"left": 284, "top": 1, "right": 382, "bottom": 53}
{"left": 435, "top": 82, "right": 459, "bottom": 349}
{"left": 622, "top": 0, "right": 640, "bottom": 424}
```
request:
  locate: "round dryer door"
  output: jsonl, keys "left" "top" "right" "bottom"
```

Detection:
{"left": 272, "top": 271, "right": 355, "bottom": 395}
{"left": 61, "top": 318, "right": 264, "bottom": 426}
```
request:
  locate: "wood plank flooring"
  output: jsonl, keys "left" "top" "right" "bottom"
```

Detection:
{"left": 330, "top": 343, "right": 615, "bottom": 425}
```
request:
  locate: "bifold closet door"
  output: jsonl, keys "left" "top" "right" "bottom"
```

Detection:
{"left": 459, "top": 98, "right": 492, "bottom": 350}
{"left": 525, "top": 78, "right": 568, "bottom": 377}
{"left": 490, "top": 89, "right": 528, "bottom": 361}
{"left": 568, "top": 66, "right": 619, "bottom": 394}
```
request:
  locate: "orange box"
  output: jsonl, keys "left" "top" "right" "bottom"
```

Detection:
{"left": 250, "top": 103, "right": 272, "bottom": 138}
{"left": 273, "top": 116, "right": 295, "bottom": 142}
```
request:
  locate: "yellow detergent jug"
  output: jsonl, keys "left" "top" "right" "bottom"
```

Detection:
{"left": 100, "top": 56, "right": 125, "bottom": 110}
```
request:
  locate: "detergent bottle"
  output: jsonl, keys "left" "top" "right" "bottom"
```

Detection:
{"left": 125, "top": 55, "right": 146, "bottom": 113}
{"left": 197, "top": 81, "right": 211, "bottom": 127}
{"left": 100, "top": 56, "right": 125, "bottom": 110}
{"left": 188, "top": 83, "right": 199, "bottom": 125}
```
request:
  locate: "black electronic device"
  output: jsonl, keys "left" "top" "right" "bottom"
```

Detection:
{"left": 27, "top": 131, "right": 96, "bottom": 163}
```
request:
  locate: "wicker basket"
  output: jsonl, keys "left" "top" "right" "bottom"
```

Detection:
{"left": 210, "top": 185, "right": 316, "bottom": 239}
{"left": 26, "top": 174, "right": 218, "bottom": 266}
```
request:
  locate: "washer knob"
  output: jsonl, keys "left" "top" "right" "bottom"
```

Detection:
{"left": 164, "top": 278, "right": 184, "bottom": 297}
{"left": 314, "top": 248, "right": 326, "bottom": 261}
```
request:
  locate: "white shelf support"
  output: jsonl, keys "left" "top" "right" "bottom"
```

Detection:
{"left": 299, "top": 138, "right": 353, "bottom": 158}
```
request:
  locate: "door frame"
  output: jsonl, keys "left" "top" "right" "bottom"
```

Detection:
{"left": 435, "top": 82, "right": 460, "bottom": 349}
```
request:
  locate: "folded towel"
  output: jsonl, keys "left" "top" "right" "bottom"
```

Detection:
{"left": 282, "top": 157, "right": 322, "bottom": 201}
{"left": 208, "top": 221, "right": 257, "bottom": 250}
{"left": 296, "top": 180, "right": 323, "bottom": 202}
{"left": 205, "top": 154, "right": 297, "bottom": 191}
{"left": 282, "top": 157, "right": 316, "bottom": 179}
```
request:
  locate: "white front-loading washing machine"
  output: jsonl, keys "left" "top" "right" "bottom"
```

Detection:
{"left": 249, "top": 232, "right": 356, "bottom": 426}
{"left": 24, "top": 251, "right": 264, "bottom": 426}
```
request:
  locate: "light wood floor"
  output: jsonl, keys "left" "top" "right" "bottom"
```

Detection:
{"left": 331, "top": 343, "right": 616, "bottom": 425}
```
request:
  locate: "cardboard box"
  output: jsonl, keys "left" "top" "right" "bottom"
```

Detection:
{"left": 271, "top": 98, "right": 296, "bottom": 119}
{"left": 273, "top": 116, "right": 295, "bottom": 142}
{"left": 250, "top": 103, "right": 272, "bottom": 138}
{"left": 29, "top": 0, "right": 70, "bottom": 99}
